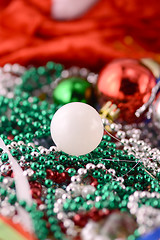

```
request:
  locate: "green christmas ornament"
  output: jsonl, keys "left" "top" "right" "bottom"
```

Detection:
{"left": 53, "top": 77, "right": 94, "bottom": 105}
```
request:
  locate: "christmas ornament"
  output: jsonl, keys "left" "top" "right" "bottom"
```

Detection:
{"left": 99, "top": 101, "right": 120, "bottom": 121}
{"left": 50, "top": 102, "right": 104, "bottom": 155}
{"left": 99, "top": 101, "right": 120, "bottom": 133}
{"left": 135, "top": 81, "right": 160, "bottom": 119}
{"left": 97, "top": 59, "right": 156, "bottom": 122}
{"left": 53, "top": 77, "right": 94, "bottom": 105}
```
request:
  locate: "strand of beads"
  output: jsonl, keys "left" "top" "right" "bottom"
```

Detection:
{"left": 0, "top": 131, "right": 144, "bottom": 240}
{"left": 16, "top": 64, "right": 97, "bottom": 106}
{"left": 0, "top": 176, "right": 48, "bottom": 240}
{"left": 0, "top": 94, "right": 61, "bottom": 147}
{"left": 16, "top": 62, "right": 64, "bottom": 96}
{"left": 128, "top": 191, "right": 160, "bottom": 235}
{"left": 0, "top": 63, "right": 25, "bottom": 98}
{"left": 0, "top": 62, "right": 160, "bottom": 240}
{"left": 104, "top": 121, "right": 160, "bottom": 180}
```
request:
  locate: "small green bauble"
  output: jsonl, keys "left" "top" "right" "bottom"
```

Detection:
{"left": 53, "top": 77, "right": 94, "bottom": 104}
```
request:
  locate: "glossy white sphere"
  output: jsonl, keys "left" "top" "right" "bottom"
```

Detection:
{"left": 50, "top": 102, "right": 104, "bottom": 156}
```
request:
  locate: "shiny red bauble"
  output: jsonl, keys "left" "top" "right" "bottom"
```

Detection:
{"left": 97, "top": 59, "right": 156, "bottom": 122}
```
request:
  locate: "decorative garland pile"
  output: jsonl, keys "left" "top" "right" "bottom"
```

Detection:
{"left": 0, "top": 62, "right": 160, "bottom": 240}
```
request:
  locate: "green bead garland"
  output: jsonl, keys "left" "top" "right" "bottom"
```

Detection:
{"left": 0, "top": 62, "right": 159, "bottom": 240}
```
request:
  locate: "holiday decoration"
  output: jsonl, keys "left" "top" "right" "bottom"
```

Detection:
{"left": 53, "top": 77, "right": 94, "bottom": 105}
{"left": 50, "top": 102, "right": 104, "bottom": 155}
{"left": 135, "top": 81, "right": 160, "bottom": 120}
{"left": 0, "top": 61, "right": 159, "bottom": 240}
{"left": 99, "top": 101, "right": 120, "bottom": 132}
{"left": 1, "top": 2, "right": 160, "bottom": 240}
{"left": 97, "top": 59, "right": 156, "bottom": 122}
{"left": 99, "top": 101, "right": 120, "bottom": 121}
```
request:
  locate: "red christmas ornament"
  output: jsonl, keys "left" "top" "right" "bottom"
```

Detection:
{"left": 97, "top": 59, "right": 156, "bottom": 122}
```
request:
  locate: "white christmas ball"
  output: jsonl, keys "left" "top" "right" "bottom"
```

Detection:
{"left": 50, "top": 102, "right": 104, "bottom": 156}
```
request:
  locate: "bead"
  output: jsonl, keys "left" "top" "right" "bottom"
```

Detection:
{"left": 45, "top": 179, "right": 53, "bottom": 188}
{"left": 17, "top": 141, "right": 25, "bottom": 146}
{"left": 40, "top": 148, "right": 49, "bottom": 155}
{"left": 81, "top": 185, "right": 96, "bottom": 198}
{"left": 55, "top": 188, "right": 66, "bottom": 200}
{"left": 63, "top": 219, "right": 74, "bottom": 228}
{"left": 37, "top": 170, "right": 47, "bottom": 179}
{"left": 77, "top": 168, "right": 87, "bottom": 176}
{"left": 73, "top": 213, "right": 88, "bottom": 228}
{"left": 46, "top": 169, "right": 54, "bottom": 179}
{"left": 23, "top": 169, "right": 34, "bottom": 178}
{"left": 31, "top": 151, "right": 39, "bottom": 157}
{"left": 86, "top": 163, "right": 96, "bottom": 170}
{"left": 1, "top": 165, "right": 9, "bottom": 173}
{"left": 66, "top": 183, "right": 81, "bottom": 197}
{"left": 31, "top": 188, "right": 41, "bottom": 199}
{"left": 97, "top": 163, "right": 105, "bottom": 169}
{"left": 108, "top": 169, "right": 116, "bottom": 176}
{"left": 49, "top": 146, "right": 57, "bottom": 152}
{"left": 71, "top": 176, "right": 81, "bottom": 183}
{"left": 67, "top": 168, "right": 76, "bottom": 177}
{"left": 56, "top": 165, "right": 65, "bottom": 173}
{"left": 11, "top": 141, "right": 17, "bottom": 147}
{"left": 50, "top": 102, "right": 104, "bottom": 156}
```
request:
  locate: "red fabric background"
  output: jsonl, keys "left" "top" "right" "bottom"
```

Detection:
{"left": 0, "top": 0, "right": 160, "bottom": 71}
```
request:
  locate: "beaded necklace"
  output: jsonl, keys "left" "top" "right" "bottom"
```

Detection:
{"left": 0, "top": 62, "right": 160, "bottom": 240}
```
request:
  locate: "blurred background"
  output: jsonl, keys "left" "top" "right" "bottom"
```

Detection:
{"left": 0, "top": 0, "right": 160, "bottom": 71}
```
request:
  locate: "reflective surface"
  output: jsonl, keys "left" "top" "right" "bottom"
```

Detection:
{"left": 97, "top": 59, "right": 156, "bottom": 122}
{"left": 50, "top": 102, "right": 104, "bottom": 156}
{"left": 53, "top": 77, "right": 94, "bottom": 105}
